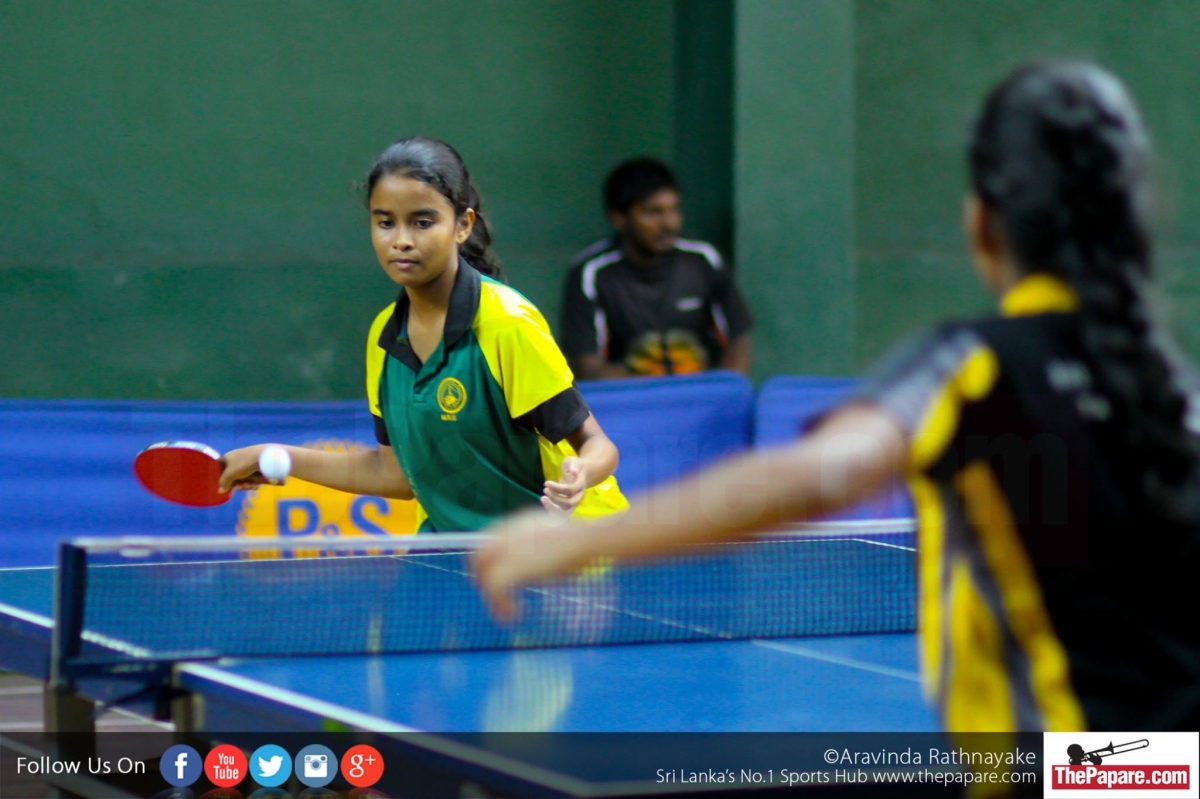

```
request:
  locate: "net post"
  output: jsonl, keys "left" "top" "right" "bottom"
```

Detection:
{"left": 50, "top": 541, "right": 88, "bottom": 692}
{"left": 46, "top": 541, "right": 96, "bottom": 749}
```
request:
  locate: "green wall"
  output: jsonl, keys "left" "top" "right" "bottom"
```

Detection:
{"left": 674, "top": 0, "right": 734, "bottom": 260}
{"left": 734, "top": 0, "right": 856, "bottom": 378}
{"left": 0, "top": 0, "right": 675, "bottom": 399}
{"left": 853, "top": 0, "right": 1200, "bottom": 366}
{"left": 729, "top": 0, "right": 1200, "bottom": 377}
{"left": 5, "top": 0, "right": 1200, "bottom": 398}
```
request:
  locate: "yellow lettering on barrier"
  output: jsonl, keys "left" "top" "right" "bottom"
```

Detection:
{"left": 237, "top": 439, "right": 418, "bottom": 557}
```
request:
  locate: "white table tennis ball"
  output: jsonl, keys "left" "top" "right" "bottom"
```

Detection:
{"left": 258, "top": 445, "right": 292, "bottom": 481}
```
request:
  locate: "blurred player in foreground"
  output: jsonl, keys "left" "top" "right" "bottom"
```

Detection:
{"left": 220, "top": 137, "right": 628, "bottom": 532}
{"left": 476, "top": 62, "right": 1200, "bottom": 732}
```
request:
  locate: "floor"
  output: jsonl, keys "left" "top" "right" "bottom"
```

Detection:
{"left": 0, "top": 672, "right": 171, "bottom": 734}
{"left": 0, "top": 671, "right": 172, "bottom": 799}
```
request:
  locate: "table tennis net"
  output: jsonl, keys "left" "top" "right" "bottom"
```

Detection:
{"left": 61, "top": 520, "right": 916, "bottom": 659}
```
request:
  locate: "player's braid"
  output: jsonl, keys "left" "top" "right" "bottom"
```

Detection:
{"left": 1044, "top": 90, "right": 1197, "bottom": 511}
{"left": 458, "top": 178, "right": 503, "bottom": 279}
{"left": 970, "top": 62, "right": 1200, "bottom": 522}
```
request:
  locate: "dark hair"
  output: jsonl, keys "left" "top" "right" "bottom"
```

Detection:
{"left": 604, "top": 157, "right": 679, "bottom": 213}
{"left": 969, "top": 61, "right": 1198, "bottom": 520}
{"left": 364, "top": 137, "right": 502, "bottom": 279}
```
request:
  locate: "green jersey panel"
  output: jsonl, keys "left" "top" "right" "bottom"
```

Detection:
{"left": 379, "top": 330, "right": 547, "bottom": 533}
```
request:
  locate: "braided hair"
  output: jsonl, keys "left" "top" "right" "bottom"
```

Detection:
{"left": 969, "top": 61, "right": 1198, "bottom": 522}
{"left": 365, "top": 137, "right": 503, "bottom": 279}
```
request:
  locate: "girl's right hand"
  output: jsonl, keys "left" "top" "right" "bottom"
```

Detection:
{"left": 218, "top": 445, "right": 269, "bottom": 493}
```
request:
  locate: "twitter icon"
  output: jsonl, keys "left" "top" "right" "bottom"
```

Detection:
{"left": 249, "top": 745, "right": 292, "bottom": 788}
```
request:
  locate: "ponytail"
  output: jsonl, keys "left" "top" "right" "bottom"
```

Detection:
{"left": 460, "top": 181, "right": 503, "bottom": 278}
{"left": 970, "top": 61, "right": 1199, "bottom": 521}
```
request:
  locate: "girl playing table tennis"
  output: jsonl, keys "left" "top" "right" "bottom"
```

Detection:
{"left": 474, "top": 62, "right": 1200, "bottom": 732}
{"left": 219, "top": 137, "right": 628, "bottom": 532}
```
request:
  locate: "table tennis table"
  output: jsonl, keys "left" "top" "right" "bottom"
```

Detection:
{"left": 0, "top": 530, "right": 942, "bottom": 797}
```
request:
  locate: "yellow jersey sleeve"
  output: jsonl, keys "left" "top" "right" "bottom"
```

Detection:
{"left": 476, "top": 279, "right": 628, "bottom": 520}
{"left": 366, "top": 303, "right": 395, "bottom": 417}
{"left": 537, "top": 436, "right": 630, "bottom": 518}
{"left": 475, "top": 282, "right": 575, "bottom": 419}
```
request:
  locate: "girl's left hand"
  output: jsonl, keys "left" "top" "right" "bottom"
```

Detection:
{"left": 542, "top": 456, "right": 587, "bottom": 517}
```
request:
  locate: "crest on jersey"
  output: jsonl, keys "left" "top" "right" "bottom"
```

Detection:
{"left": 437, "top": 377, "right": 467, "bottom": 416}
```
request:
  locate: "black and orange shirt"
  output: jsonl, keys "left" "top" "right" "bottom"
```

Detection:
{"left": 365, "top": 261, "right": 628, "bottom": 533}
{"left": 856, "top": 273, "right": 1200, "bottom": 732}
{"left": 560, "top": 238, "right": 753, "bottom": 376}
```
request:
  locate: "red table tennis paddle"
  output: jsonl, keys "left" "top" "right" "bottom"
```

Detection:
{"left": 133, "top": 440, "right": 230, "bottom": 507}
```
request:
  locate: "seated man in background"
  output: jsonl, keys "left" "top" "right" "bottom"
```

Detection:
{"left": 560, "top": 158, "right": 753, "bottom": 380}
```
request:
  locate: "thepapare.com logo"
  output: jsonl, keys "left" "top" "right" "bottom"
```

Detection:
{"left": 1044, "top": 732, "right": 1198, "bottom": 798}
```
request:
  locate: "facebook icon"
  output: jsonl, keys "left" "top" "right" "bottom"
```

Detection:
{"left": 159, "top": 745, "right": 202, "bottom": 787}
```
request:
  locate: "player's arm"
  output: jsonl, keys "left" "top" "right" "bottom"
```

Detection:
{"left": 564, "top": 414, "right": 619, "bottom": 487}
{"left": 541, "top": 414, "right": 619, "bottom": 514}
{"left": 476, "top": 404, "right": 908, "bottom": 615}
{"left": 710, "top": 259, "right": 753, "bottom": 375}
{"left": 572, "top": 353, "right": 634, "bottom": 381}
{"left": 218, "top": 444, "right": 414, "bottom": 500}
{"left": 717, "top": 333, "right": 752, "bottom": 374}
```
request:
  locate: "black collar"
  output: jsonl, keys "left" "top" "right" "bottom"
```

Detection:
{"left": 378, "top": 258, "right": 481, "bottom": 370}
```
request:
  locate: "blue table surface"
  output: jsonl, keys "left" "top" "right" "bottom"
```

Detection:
{"left": 179, "top": 634, "right": 937, "bottom": 734}
{"left": 0, "top": 564, "right": 938, "bottom": 734}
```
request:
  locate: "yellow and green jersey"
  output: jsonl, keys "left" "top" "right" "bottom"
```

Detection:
{"left": 366, "top": 260, "right": 628, "bottom": 533}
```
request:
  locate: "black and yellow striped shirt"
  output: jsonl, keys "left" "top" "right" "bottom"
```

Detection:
{"left": 857, "top": 273, "right": 1200, "bottom": 732}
